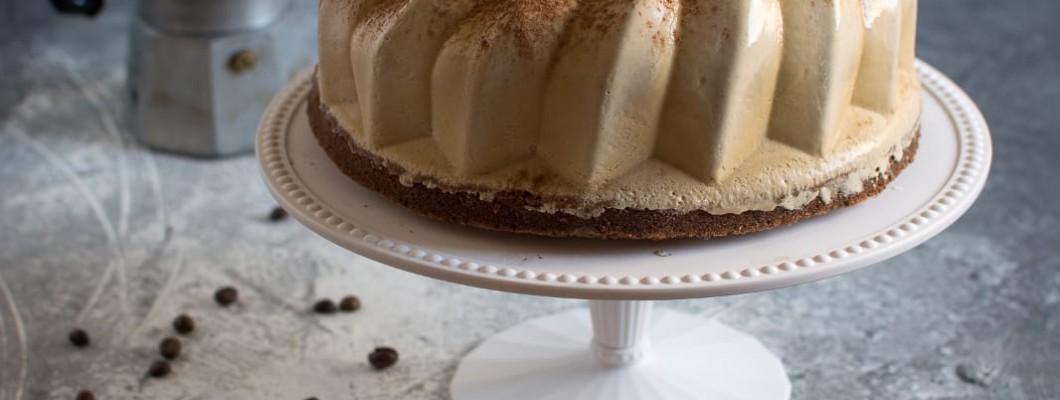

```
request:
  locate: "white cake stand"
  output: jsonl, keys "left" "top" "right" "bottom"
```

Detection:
{"left": 257, "top": 61, "right": 991, "bottom": 400}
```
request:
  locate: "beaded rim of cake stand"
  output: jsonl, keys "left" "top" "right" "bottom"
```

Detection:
{"left": 258, "top": 61, "right": 990, "bottom": 289}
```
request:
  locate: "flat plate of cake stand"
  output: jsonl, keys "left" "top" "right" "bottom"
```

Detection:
{"left": 258, "top": 61, "right": 991, "bottom": 400}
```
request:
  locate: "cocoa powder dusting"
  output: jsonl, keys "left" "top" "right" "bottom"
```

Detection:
{"left": 349, "top": 0, "right": 682, "bottom": 58}
{"left": 461, "top": 0, "right": 578, "bottom": 59}
{"left": 558, "top": 0, "right": 681, "bottom": 54}
{"left": 359, "top": 0, "right": 407, "bottom": 32}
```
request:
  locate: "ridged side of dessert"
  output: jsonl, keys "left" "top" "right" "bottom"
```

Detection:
{"left": 312, "top": 0, "right": 922, "bottom": 239}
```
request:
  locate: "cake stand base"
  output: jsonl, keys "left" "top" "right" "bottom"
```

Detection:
{"left": 452, "top": 303, "right": 789, "bottom": 400}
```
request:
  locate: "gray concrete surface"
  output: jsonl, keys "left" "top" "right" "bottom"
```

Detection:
{"left": 1, "top": 0, "right": 1058, "bottom": 399}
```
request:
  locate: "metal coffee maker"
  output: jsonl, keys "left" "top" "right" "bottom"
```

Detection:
{"left": 56, "top": 0, "right": 316, "bottom": 157}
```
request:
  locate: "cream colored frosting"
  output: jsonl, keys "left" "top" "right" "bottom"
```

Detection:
{"left": 656, "top": 0, "right": 783, "bottom": 182}
{"left": 317, "top": 0, "right": 922, "bottom": 217}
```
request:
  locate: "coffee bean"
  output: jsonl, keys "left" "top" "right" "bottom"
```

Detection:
{"left": 159, "top": 337, "right": 182, "bottom": 360}
{"left": 368, "top": 346, "right": 399, "bottom": 370}
{"left": 214, "top": 286, "right": 239, "bottom": 306}
{"left": 269, "top": 206, "right": 288, "bottom": 221}
{"left": 313, "top": 299, "right": 336, "bottom": 314}
{"left": 148, "top": 360, "right": 172, "bottom": 378}
{"left": 68, "top": 329, "right": 90, "bottom": 347}
{"left": 339, "top": 296, "right": 361, "bottom": 312}
{"left": 305, "top": 398, "right": 319, "bottom": 400}
{"left": 172, "top": 314, "right": 195, "bottom": 334}
{"left": 75, "top": 390, "right": 95, "bottom": 400}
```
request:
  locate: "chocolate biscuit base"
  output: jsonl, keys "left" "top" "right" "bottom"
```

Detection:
{"left": 307, "top": 84, "right": 920, "bottom": 240}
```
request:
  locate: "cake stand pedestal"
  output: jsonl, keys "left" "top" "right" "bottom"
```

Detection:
{"left": 449, "top": 301, "right": 789, "bottom": 400}
{"left": 257, "top": 61, "right": 991, "bottom": 400}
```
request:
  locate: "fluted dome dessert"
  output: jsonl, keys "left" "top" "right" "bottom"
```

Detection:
{"left": 308, "top": 0, "right": 922, "bottom": 239}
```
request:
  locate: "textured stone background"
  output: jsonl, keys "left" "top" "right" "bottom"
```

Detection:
{"left": 1, "top": 0, "right": 1058, "bottom": 399}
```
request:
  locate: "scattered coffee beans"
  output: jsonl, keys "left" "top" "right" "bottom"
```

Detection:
{"left": 75, "top": 390, "right": 95, "bottom": 400}
{"left": 368, "top": 347, "right": 399, "bottom": 370}
{"left": 269, "top": 206, "right": 288, "bottom": 221}
{"left": 214, "top": 286, "right": 239, "bottom": 306}
{"left": 339, "top": 296, "right": 361, "bottom": 312}
{"left": 172, "top": 314, "right": 195, "bottom": 334}
{"left": 159, "top": 337, "right": 182, "bottom": 360}
{"left": 68, "top": 329, "right": 90, "bottom": 347}
{"left": 148, "top": 360, "right": 172, "bottom": 378}
{"left": 313, "top": 299, "right": 337, "bottom": 314}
